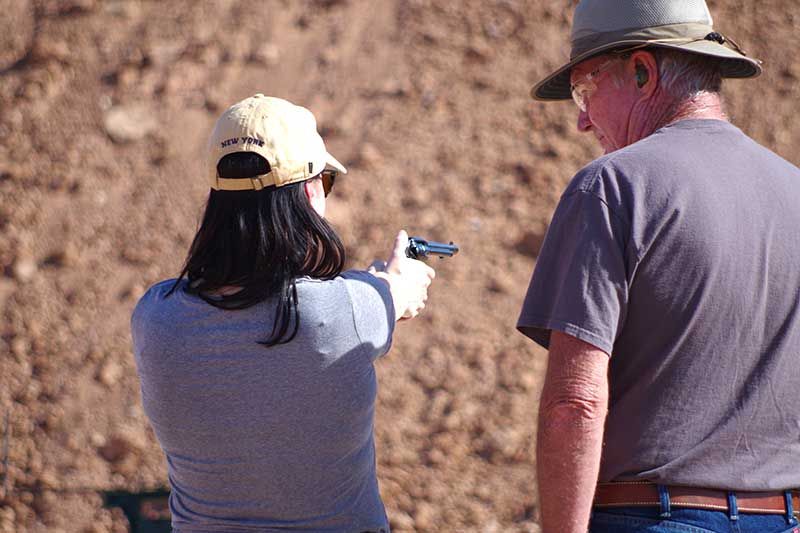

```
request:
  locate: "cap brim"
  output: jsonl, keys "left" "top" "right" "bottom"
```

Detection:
{"left": 325, "top": 153, "right": 347, "bottom": 174}
{"left": 530, "top": 40, "right": 762, "bottom": 101}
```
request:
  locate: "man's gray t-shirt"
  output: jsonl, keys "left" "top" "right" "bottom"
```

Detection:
{"left": 132, "top": 271, "right": 395, "bottom": 532}
{"left": 518, "top": 119, "right": 800, "bottom": 490}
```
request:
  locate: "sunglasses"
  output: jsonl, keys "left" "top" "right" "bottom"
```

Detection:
{"left": 319, "top": 169, "right": 337, "bottom": 197}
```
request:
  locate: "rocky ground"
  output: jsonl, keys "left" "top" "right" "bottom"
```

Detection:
{"left": 0, "top": 0, "right": 797, "bottom": 531}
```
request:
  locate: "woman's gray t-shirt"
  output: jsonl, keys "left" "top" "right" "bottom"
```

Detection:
{"left": 131, "top": 271, "right": 395, "bottom": 532}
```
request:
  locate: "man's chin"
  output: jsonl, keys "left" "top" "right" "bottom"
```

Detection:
{"left": 593, "top": 133, "right": 611, "bottom": 153}
{"left": 599, "top": 139, "right": 615, "bottom": 154}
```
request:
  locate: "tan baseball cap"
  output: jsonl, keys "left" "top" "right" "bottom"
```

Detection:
{"left": 207, "top": 94, "right": 347, "bottom": 191}
{"left": 531, "top": 0, "right": 762, "bottom": 101}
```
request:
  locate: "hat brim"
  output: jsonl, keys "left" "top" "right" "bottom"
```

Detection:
{"left": 324, "top": 153, "right": 347, "bottom": 175}
{"left": 531, "top": 40, "right": 762, "bottom": 101}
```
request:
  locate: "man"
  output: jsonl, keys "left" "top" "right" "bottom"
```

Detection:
{"left": 517, "top": 1, "right": 800, "bottom": 532}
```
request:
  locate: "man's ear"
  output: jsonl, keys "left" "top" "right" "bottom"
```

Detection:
{"left": 630, "top": 50, "right": 658, "bottom": 97}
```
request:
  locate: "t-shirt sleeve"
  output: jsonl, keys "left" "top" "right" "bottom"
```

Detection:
{"left": 517, "top": 189, "right": 630, "bottom": 355}
{"left": 341, "top": 270, "right": 396, "bottom": 360}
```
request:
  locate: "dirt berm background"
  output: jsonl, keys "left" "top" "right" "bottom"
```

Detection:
{"left": 0, "top": 0, "right": 798, "bottom": 531}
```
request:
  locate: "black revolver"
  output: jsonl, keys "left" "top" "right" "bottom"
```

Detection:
{"left": 406, "top": 237, "right": 459, "bottom": 260}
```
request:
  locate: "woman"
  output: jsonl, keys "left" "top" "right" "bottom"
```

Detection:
{"left": 131, "top": 94, "right": 435, "bottom": 533}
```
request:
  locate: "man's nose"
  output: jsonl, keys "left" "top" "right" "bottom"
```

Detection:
{"left": 577, "top": 109, "right": 592, "bottom": 132}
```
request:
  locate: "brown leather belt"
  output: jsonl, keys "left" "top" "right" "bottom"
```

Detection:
{"left": 595, "top": 481, "right": 800, "bottom": 515}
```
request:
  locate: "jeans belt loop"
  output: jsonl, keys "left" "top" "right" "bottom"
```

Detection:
{"left": 785, "top": 491, "right": 796, "bottom": 524}
{"left": 727, "top": 491, "right": 739, "bottom": 521}
{"left": 657, "top": 485, "right": 671, "bottom": 518}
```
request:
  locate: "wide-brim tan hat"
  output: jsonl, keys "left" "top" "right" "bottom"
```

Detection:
{"left": 532, "top": 0, "right": 762, "bottom": 101}
{"left": 207, "top": 94, "right": 347, "bottom": 191}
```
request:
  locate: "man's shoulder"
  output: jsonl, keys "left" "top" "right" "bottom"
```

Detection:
{"left": 567, "top": 119, "right": 798, "bottom": 197}
{"left": 566, "top": 135, "right": 666, "bottom": 195}
{"left": 570, "top": 122, "right": 705, "bottom": 185}
{"left": 617, "top": 118, "right": 794, "bottom": 172}
{"left": 564, "top": 149, "right": 643, "bottom": 201}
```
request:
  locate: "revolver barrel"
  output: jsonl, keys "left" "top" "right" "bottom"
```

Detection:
{"left": 406, "top": 237, "right": 460, "bottom": 260}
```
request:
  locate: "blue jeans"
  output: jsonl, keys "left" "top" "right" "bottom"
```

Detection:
{"left": 590, "top": 506, "right": 800, "bottom": 533}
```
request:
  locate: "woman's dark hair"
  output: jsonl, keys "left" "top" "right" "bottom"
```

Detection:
{"left": 170, "top": 152, "right": 345, "bottom": 345}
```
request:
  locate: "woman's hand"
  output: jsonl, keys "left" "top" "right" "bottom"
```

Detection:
{"left": 369, "top": 230, "right": 436, "bottom": 321}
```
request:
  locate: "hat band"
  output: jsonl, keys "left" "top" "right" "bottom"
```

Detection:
{"left": 212, "top": 165, "right": 316, "bottom": 191}
{"left": 570, "top": 22, "right": 714, "bottom": 60}
{"left": 214, "top": 173, "right": 276, "bottom": 191}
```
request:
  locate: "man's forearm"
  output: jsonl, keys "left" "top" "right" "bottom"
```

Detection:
{"left": 537, "top": 331, "right": 609, "bottom": 533}
{"left": 537, "top": 400, "right": 607, "bottom": 532}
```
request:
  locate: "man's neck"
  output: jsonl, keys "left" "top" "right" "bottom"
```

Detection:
{"left": 664, "top": 91, "right": 727, "bottom": 125}
{"left": 627, "top": 91, "right": 727, "bottom": 145}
